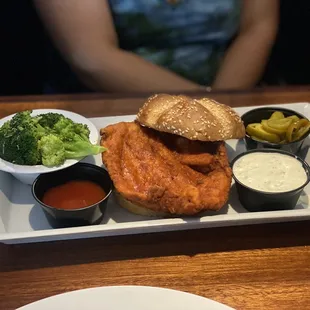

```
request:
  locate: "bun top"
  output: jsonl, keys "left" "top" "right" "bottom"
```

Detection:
{"left": 136, "top": 94, "right": 245, "bottom": 141}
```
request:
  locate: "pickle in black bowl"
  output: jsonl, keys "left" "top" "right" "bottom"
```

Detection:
{"left": 241, "top": 107, "right": 310, "bottom": 155}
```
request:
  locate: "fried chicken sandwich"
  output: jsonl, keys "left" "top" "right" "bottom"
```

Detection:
{"left": 100, "top": 94, "right": 245, "bottom": 216}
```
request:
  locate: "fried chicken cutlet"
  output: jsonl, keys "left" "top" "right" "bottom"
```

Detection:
{"left": 101, "top": 122, "right": 232, "bottom": 215}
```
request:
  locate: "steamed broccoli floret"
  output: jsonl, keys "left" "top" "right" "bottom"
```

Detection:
{"left": 0, "top": 121, "right": 12, "bottom": 138}
{"left": 52, "top": 117, "right": 75, "bottom": 137}
{"left": 52, "top": 117, "right": 90, "bottom": 138}
{"left": 0, "top": 111, "right": 44, "bottom": 165}
{"left": 10, "top": 110, "right": 47, "bottom": 139}
{"left": 52, "top": 118, "right": 105, "bottom": 159}
{"left": 38, "top": 134, "right": 65, "bottom": 167}
{"left": 36, "top": 113, "right": 63, "bottom": 129}
{"left": 65, "top": 141, "right": 106, "bottom": 159}
{"left": 62, "top": 132, "right": 106, "bottom": 159}
{"left": 72, "top": 123, "right": 90, "bottom": 141}
{"left": 10, "top": 110, "right": 33, "bottom": 128}
{"left": 0, "top": 120, "right": 41, "bottom": 165}
{"left": 39, "top": 130, "right": 105, "bottom": 162}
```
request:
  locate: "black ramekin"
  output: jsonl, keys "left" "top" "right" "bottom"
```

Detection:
{"left": 32, "top": 163, "right": 113, "bottom": 228}
{"left": 241, "top": 107, "right": 310, "bottom": 154}
{"left": 231, "top": 149, "right": 310, "bottom": 212}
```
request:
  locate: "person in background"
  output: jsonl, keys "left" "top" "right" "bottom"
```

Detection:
{"left": 34, "top": 0, "right": 279, "bottom": 93}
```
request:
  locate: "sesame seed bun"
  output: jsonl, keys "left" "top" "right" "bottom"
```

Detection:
{"left": 136, "top": 94, "right": 245, "bottom": 141}
{"left": 114, "top": 191, "right": 173, "bottom": 217}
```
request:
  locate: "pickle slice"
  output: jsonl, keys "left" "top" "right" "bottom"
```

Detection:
{"left": 269, "top": 111, "right": 285, "bottom": 120}
{"left": 286, "top": 115, "right": 300, "bottom": 123}
{"left": 286, "top": 119, "right": 309, "bottom": 142}
{"left": 267, "top": 118, "right": 293, "bottom": 130}
{"left": 262, "top": 120, "right": 285, "bottom": 135}
{"left": 296, "top": 119, "right": 309, "bottom": 129}
{"left": 246, "top": 123, "right": 281, "bottom": 143}
{"left": 292, "top": 121, "right": 310, "bottom": 141}
{"left": 286, "top": 122, "right": 298, "bottom": 142}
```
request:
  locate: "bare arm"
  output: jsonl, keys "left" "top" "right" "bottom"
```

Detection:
{"left": 212, "top": 0, "right": 279, "bottom": 90}
{"left": 34, "top": 0, "right": 201, "bottom": 93}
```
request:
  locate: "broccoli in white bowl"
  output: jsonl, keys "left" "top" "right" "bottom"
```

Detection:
{"left": 0, "top": 109, "right": 105, "bottom": 184}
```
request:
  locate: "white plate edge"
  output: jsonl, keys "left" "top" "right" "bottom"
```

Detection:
{"left": 17, "top": 285, "right": 234, "bottom": 310}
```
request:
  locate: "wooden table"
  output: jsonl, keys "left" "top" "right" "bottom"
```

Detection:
{"left": 1, "top": 87, "right": 310, "bottom": 310}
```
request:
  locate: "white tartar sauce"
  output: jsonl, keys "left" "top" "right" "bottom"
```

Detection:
{"left": 233, "top": 152, "right": 307, "bottom": 193}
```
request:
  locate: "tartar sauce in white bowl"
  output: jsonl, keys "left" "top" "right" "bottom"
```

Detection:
{"left": 233, "top": 152, "right": 308, "bottom": 193}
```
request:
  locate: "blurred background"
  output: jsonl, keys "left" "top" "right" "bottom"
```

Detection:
{"left": 0, "top": 0, "right": 309, "bottom": 96}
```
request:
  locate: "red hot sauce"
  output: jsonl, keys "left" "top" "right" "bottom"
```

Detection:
{"left": 42, "top": 180, "right": 106, "bottom": 210}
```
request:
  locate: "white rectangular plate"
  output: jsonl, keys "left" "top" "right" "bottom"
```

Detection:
{"left": 1, "top": 102, "right": 309, "bottom": 244}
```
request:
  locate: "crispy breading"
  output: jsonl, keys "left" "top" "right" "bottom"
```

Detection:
{"left": 100, "top": 122, "right": 232, "bottom": 215}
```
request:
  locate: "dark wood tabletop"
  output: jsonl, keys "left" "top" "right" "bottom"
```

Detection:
{"left": 1, "top": 87, "right": 310, "bottom": 310}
